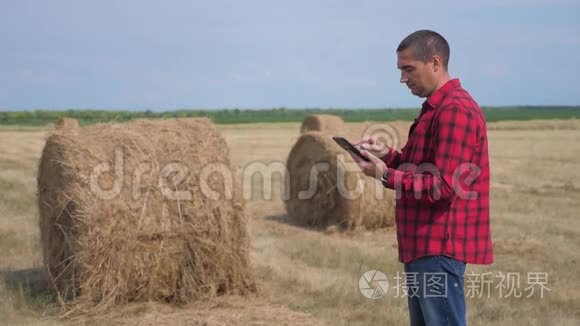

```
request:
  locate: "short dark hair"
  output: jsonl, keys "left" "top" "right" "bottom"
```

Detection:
{"left": 397, "top": 30, "right": 450, "bottom": 69}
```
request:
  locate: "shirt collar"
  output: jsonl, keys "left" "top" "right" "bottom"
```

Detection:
{"left": 422, "top": 78, "right": 461, "bottom": 112}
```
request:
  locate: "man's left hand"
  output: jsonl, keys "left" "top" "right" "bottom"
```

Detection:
{"left": 351, "top": 150, "right": 388, "bottom": 179}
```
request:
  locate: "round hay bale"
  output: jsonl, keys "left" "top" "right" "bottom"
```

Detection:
{"left": 37, "top": 118, "right": 256, "bottom": 312}
{"left": 284, "top": 132, "right": 395, "bottom": 230}
{"left": 300, "top": 114, "right": 344, "bottom": 134}
{"left": 55, "top": 118, "right": 80, "bottom": 130}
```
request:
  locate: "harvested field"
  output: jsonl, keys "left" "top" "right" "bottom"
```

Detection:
{"left": 1, "top": 120, "right": 579, "bottom": 325}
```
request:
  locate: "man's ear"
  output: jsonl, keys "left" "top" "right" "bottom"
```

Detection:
{"left": 432, "top": 55, "right": 442, "bottom": 72}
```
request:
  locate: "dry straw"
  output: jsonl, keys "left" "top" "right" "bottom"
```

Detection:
{"left": 300, "top": 114, "right": 344, "bottom": 134}
{"left": 37, "top": 118, "right": 256, "bottom": 314}
{"left": 285, "top": 131, "right": 395, "bottom": 230}
{"left": 55, "top": 118, "right": 80, "bottom": 130}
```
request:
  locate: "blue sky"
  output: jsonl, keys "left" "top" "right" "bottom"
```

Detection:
{"left": 1, "top": 0, "right": 579, "bottom": 110}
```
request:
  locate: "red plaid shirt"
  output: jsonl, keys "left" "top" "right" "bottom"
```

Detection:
{"left": 382, "top": 79, "right": 493, "bottom": 265}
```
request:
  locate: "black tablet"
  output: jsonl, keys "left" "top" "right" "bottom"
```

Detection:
{"left": 332, "top": 136, "right": 370, "bottom": 162}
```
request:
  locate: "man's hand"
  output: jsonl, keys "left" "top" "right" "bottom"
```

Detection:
{"left": 354, "top": 136, "right": 391, "bottom": 159}
{"left": 350, "top": 149, "right": 388, "bottom": 180}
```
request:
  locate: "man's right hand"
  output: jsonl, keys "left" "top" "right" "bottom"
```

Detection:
{"left": 354, "top": 136, "right": 391, "bottom": 159}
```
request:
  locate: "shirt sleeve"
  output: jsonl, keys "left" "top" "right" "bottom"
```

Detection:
{"left": 381, "top": 148, "right": 401, "bottom": 168}
{"left": 383, "top": 106, "right": 478, "bottom": 204}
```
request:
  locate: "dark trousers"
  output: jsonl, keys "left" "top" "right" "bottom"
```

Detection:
{"left": 404, "top": 255, "right": 467, "bottom": 326}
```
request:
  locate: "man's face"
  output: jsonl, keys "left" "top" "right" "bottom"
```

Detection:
{"left": 397, "top": 48, "right": 436, "bottom": 98}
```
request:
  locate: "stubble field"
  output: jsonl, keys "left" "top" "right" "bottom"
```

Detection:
{"left": 0, "top": 119, "right": 579, "bottom": 325}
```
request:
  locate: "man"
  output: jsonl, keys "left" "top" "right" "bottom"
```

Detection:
{"left": 351, "top": 30, "right": 493, "bottom": 326}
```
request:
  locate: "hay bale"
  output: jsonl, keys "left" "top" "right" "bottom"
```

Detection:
{"left": 300, "top": 114, "right": 344, "bottom": 134}
{"left": 55, "top": 118, "right": 80, "bottom": 130}
{"left": 37, "top": 118, "right": 255, "bottom": 312}
{"left": 284, "top": 132, "right": 395, "bottom": 230}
